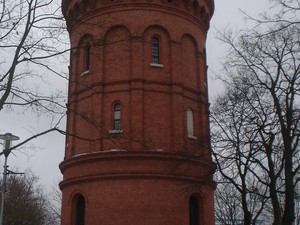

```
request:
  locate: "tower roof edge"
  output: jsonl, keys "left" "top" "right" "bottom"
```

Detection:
{"left": 61, "top": 0, "right": 215, "bottom": 22}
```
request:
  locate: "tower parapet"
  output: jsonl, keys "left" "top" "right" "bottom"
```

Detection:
{"left": 62, "top": 0, "right": 214, "bottom": 32}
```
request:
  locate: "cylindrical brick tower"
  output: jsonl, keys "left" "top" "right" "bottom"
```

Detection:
{"left": 60, "top": 0, "right": 215, "bottom": 224}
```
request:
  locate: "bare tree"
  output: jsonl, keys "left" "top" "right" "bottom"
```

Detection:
{"left": 50, "top": 181, "right": 62, "bottom": 224}
{"left": 0, "top": 0, "right": 74, "bottom": 162}
{"left": 211, "top": 20, "right": 300, "bottom": 225}
{"left": 244, "top": 0, "right": 299, "bottom": 31}
{"left": 212, "top": 85, "right": 270, "bottom": 225}
{"left": 2, "top": 170, "right": 59, "bottom": 225}
{"left": 0, "top": 0, "right": 68, "bottom": 117}
{"left": 215, "top": 180, "right": 244, "bottom": 225}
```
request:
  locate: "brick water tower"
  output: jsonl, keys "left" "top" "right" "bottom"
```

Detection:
{"left": 60, "top": 0, "right": 215, "bottom": 224}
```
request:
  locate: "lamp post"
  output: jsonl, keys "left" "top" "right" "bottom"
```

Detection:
{"left": 0, "top": 133, "right": 19, "bottom": 225}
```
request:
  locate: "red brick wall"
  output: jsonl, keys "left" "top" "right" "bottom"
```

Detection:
{"left": 60, "top": 0, "right": 215, "bottom": 224}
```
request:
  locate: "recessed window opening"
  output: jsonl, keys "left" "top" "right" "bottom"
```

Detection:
{"left": 75, "top": 195, "right": 85, "bottom": 225}
{"left": 85, "top": 44, "right": 91, "bottom": 71}
{"left": 186, "top": 108, "right": 195, "bottom": 138}
{"left": 114, "top": 103, "right": 121, "bottom": 130}
{"left": 152, "top": 37, "right": 160, "bottom": 64}
{"left": 189, "top": 196, "right": 199, "bottom": 225}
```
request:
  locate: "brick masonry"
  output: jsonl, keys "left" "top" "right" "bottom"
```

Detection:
{"left": 60, "top": 0, "right": 216, "bottom": 224}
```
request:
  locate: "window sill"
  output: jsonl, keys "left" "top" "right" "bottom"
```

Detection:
{"left": 188, "top": 134, "right": 197, "bottom": 140}
{"left": 150, "top": 63, "right": 164, "bottom": 68}
{"left": 81, "top": 70, "right": 90, "bottom": 76}
{"left": 109, "top": 129, "right": 123, "bottom": 134}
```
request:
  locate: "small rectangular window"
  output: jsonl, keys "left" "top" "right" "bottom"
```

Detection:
{"left": 85, "top": 45, "right": 91, "bottom": 71}
{"left": 114, "top": 119, "right": 121, "bottom": 130}
{"left": 152, "top": 37, "right": 159, "bottom": 64}
{"left": 187, "top": 108, "right": 195, "bottom": 138}
{"left": 113, "top": 103, "right": 121, "bottom": 130}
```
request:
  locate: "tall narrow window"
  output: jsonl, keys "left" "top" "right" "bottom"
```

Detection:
{"left": 186, "top": 108, "right": 195, "bottom": 138}
{"left": 75, "top": 195, "right": 85, "bottom": 225}
{"left": 114, "top": 103, "right": 121, "bottom": 130}
{"left": 85, "top": 44, "right": 91, "bottom": 71}
{"left": 152, "top": 37, "right": 159, "bottom": 64}
{"left": 189, "top": 196, "right": 199, "bottom": 225}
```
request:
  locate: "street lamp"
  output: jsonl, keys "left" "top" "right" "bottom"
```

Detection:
{"left": 0, "top": 133, "right": 20, "bottom": 225}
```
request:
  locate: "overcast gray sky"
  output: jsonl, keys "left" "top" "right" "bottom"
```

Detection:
{"left": 0, "top": 0, "right": 273, "bottom": 193}
{"left": 207, "top": 0, "right": 271, "bottom": 97}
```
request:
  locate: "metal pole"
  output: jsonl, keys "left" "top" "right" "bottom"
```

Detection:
{"left": 0, "top": 155, "right": 8, "bottom": 225}
{"left": 0, "top": 133, "right": 19, "bottom": 225}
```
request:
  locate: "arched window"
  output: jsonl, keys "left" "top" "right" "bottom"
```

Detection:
{"left": 84, "top": 44, "right": 91, "bottom": 71}
{"left": 75, "top": 195, "right": 85, "bottom": 225}
{"left": 113, "top": 103, "right": 121, "bottom": 130}
{"left": 189, "top": 196, "right": 199, "bottom": 225}
{"left": 78, "top": 34, "right": 93, "bottom": 75}
{"left": 152, "top": 37, "right": 160, "bottom": 64}
{"left": 186, "top": 108, "right": 195, "bottom": 138}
